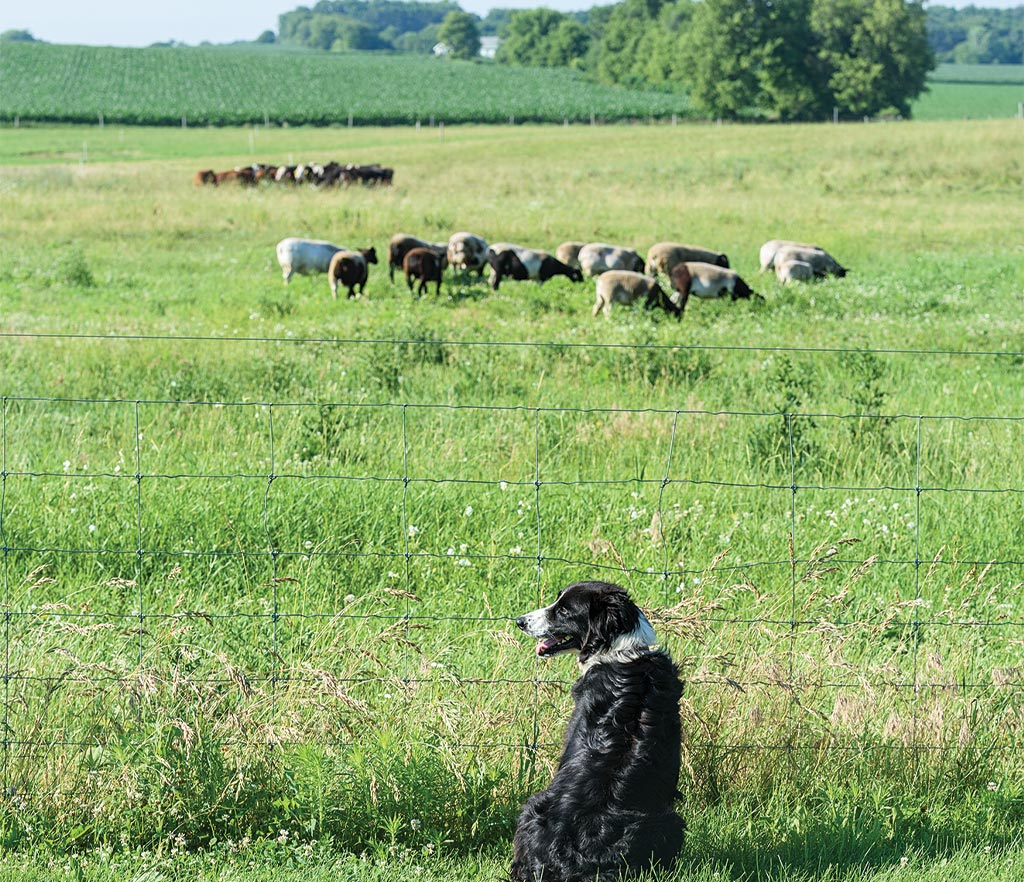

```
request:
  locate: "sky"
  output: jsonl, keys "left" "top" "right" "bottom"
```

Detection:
{"left": 4, "top": 1, "right": 1021, "bottom": 49}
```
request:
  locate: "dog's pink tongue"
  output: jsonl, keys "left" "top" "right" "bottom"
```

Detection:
{"left": 536, "top": 638, "right": 557, "bottom": 656}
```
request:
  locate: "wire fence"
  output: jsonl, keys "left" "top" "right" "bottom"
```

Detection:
{"left": 1, "top": 332, "right": 1023, "bottom": 802}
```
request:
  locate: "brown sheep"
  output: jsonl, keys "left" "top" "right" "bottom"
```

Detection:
{"left": 404, "top": 247, "right": 446, "bottom": 297}
{"left": 327, "top": 247, "right": 378, "bottom": 299}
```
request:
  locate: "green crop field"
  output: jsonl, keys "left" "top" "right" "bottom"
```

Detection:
{"left": 0, "top": 42, "right": 691, "bottom": 126}
{"left": 2, "top": 43, "right": 1023, "bottom": 126}
{"left": 0, "top": 119, "right": 1022, "bottom": 881}
{"left": 913, "top": 64, "right": 1024, "bottom": 121}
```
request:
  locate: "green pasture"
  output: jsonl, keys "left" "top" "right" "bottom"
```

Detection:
{"left": 0, "top": 120, "right": 1022, "bottom": 877}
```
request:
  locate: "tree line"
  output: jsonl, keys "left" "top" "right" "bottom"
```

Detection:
{"left": 269, "top": 2, "right": 1022, "bottom": 67}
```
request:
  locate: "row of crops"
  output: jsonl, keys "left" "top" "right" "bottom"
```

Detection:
{"left": 0, "top": 42, "right": 693, "bottom": 126}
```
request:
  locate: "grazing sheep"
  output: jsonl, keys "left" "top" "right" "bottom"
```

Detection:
{"left": 276, "top": 237, "right": 348, "bottom": 284}
{"left": 555, "top": 241, "right": 587, "bottom": 269}
{"left": 388, "top": 234, "right": 448, "bottom": 283}
{"left": 774, "top": 245, "right": 848, "bottom": 278}
{"left": 487, "top": 249, "right": 530, "bottom": 291}
{"left": 759, "top": 239, "right": 835, "bottom": 272}
{"left": 327, "top": 247, "right": 379, "bottom": 299}
{"left": 447, "top": 232, "right": 489, "bottom": 277}
{"left": 488, "top": 243, "right": 584, "bottom": 289}
{"left": 775, "top": 259, "right": 815, "bottom": 284}
{"left": 645, "top": 242, "right": 729, "bottom": 277}
{"left": 592, "top": 270, "right": 682, "bottom": 319}
{"left": 578, "top": 242, "right": 645, "bottom": 277}
{"left": 404, "top": 247, "right": 446, "bottom": 297}
{"left": 670, "top": 262, "right": 759, "bottom": 314}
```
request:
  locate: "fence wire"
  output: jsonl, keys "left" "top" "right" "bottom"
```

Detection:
{"left": 1, "top": 334, "right": 1023, "bottom": 802}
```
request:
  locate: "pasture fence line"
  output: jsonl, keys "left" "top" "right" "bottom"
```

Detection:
{"left": 1, "top": 333, "right": 1022, "bottom": 810}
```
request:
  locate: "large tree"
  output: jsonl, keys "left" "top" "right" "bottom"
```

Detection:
{"left": 678, "top": 0, "right": 933, "bottom": 120}
{"left": 437, "top": 10, "right": 481, "bottom": 60}
{"left": 813, "top": 0, "right": 933, "bottom": 117}
{"left": 496, "top": 9, "right": 589, "bottom": 68}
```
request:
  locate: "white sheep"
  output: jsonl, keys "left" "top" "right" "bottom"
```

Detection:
{"left": 578, "top": 242, "right": 645, "bottom": 277}
{"left": 276, "top": 237, "right": 347, "bottom": 283}
{"left": 774, "top": 245, "right": 848, "bottom": 278}
{"left": 447, "top": 231, "right": 489, "bottom": 277}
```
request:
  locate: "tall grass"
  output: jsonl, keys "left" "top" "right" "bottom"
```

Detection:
{"left": 0, "top": 121, "right": 1022, "bottom": 871}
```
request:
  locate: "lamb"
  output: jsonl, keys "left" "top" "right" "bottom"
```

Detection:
{"left": 670, "top": 262, "right": 759, "bottom": 314}
{"left": 388, "top": 234, "right": 448, "bottom": 283}
{"left": 775, "top": 259, "right": 815, "bottom": 284}
{"left": 276, "top": 237, "right": 347, "bottom": 284}
{"left": 592, "top": 270, "right": 682, "bottom": 319}
{"left": 773, "top": 245, "right": 848, "bottom": 278}
{"left": 447, "top": 232, "right": 489, "bottom": 277}
{"left": 645, "top": 242, "right": 730, "bottom": 277}
{"left": 578, "top": 242, "right": 645, "bottom": 277}
{"left": 404, "top": 247, "right": 446, "bottom": 297}
{"left": 327, "top": 247, "right": 379, "bottom": 299}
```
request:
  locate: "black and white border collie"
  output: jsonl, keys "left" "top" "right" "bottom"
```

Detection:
{"left": 511, "top": 580, "right": 685, "bottom": 882}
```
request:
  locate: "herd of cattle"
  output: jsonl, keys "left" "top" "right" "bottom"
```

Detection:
{"left": 274, "top": 232, "right": 850, "bottom": 318}
{"left": 194, "top": 161, "right": 394, "bottom": 187}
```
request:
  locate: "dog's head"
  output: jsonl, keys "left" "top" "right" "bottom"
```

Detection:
{"left": 515, "top": 581, "right": 656, "bottom": 666}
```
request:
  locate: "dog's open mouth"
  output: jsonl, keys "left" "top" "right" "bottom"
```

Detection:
{"left": 536, "top": 635, "right": 579, "bottom": 657}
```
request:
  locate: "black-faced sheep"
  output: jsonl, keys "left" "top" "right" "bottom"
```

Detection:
{"left": 774, "top": 245, "right": 848, "bottom": 278}
{"left": 488, "top": 249, "right": 530, "bottom": 291}
{"left": 404, "top": 247, "right": 446, "bottom": 297}
{"left": 578, "top": 242, "right": 645, "bottom": 277}
{"left": 759, "top": 239, "right": 848, "bottom": 274}
{"left": 488, "top": 243, "right": 584, "bottom": 290}
{"left": 592, "top": 270, "right": 682, "bottom": 319}
{"left": 645, "top": 242, "right": 730, "bottom": 277}
{"left": 327, "top": 247, "right": 379, "bottom": 299}
{"left": 670, "top": 262, "right": 759, "bottom": 314}
{"left": 775, "top": 259, "right": 815, "bottom": 284}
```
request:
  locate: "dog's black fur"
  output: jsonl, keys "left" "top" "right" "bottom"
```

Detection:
{"left": 511, "top": 581, "right": 685, "bottom": 882}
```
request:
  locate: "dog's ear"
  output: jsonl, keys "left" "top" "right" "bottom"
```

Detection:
{"left": 582, "top": 585, "right": 638, "bottom": 656}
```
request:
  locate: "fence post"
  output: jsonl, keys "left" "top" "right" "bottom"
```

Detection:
{"left": 833, "top": 106, "right": 839, "bottom": 124}
{"left": 182, "top": 115, "right": 187, "bottom": 128}
{"left": 98, "top": 112, "right": 104, "bottom": 128}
